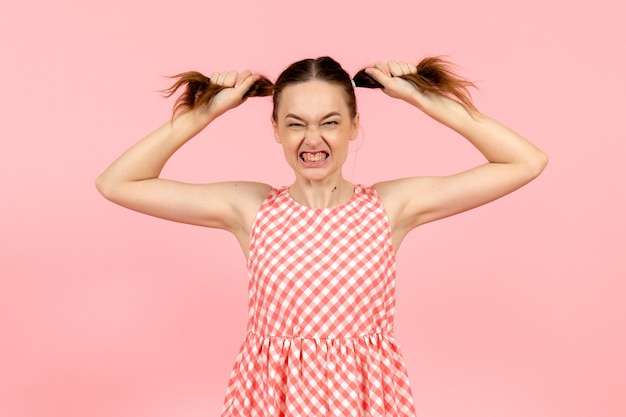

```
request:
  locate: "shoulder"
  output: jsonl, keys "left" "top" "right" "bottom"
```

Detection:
{"left": 227, "top": 181, "right": 274, "bottom": 216}
{"left": 373, "top": 177, "right": 428, "bottom": 209}
{"left": 230, "top": 181, "right": 274, "bottom": 199}
{"left": 372, "top": 176, "right": 435, "bottom": 229}
{"left": 193, "top": 180, "right": 273, "bottom": 231}
{"left": 219, "top": 181, "right": 273, "bottom": 244}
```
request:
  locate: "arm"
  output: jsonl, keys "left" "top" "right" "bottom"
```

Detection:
{"left": 95, "top": 71, "right": 271, "bottom": 243}
{"left": 368, "top": 61, "right": 548, "bottom": 249}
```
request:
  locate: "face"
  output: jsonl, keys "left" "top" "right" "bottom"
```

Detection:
{"left": 272, "top": 80, "right": 359, "bottom": 184}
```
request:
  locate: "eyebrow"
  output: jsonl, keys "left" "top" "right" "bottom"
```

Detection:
{"left": 284, "top": 112, "right": 341, "bottom": 121}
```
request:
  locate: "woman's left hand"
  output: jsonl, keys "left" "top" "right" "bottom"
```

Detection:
{"left": 364, "top": 60, "right": 421, "bottom": 102}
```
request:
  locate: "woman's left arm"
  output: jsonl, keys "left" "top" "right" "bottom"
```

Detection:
{"left": 369, "top": 61, "right": 548, "bottom": 244}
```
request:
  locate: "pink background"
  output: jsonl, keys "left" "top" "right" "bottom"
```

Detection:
{"left": 1, "top": 1, "right": 624, "bottom": 416}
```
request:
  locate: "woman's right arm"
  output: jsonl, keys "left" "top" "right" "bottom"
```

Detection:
{"left": 95, "top": 71, "right": 271, "bottom": 236}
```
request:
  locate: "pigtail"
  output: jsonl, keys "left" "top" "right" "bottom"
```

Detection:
{"left": 162, "top": 71, "right": 274, "bottom": 119}
{"left": 353, "top": 57, "right": 477, "bottom": 113}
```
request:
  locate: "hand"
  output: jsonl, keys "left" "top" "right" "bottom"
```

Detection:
{"left": 202, "top": 70, "right": 261, "bottom": 118}
{"left": 364, "top": 61, "right": 421, "bottom": 102}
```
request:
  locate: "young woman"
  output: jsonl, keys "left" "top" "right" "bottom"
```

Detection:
{"left": 96, "top": 57, "right": 547, "bottom": 416}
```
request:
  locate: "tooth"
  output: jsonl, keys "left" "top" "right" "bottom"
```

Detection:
{"left": 301, "top": 152, "right": 327, "bottom": 162}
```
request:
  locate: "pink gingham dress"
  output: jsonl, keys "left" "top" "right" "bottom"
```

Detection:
{"left": 221, "top": 184, "right": 416, "bottom": 416}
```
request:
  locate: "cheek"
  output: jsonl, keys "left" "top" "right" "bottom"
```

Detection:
{"left": 279, "top": 137, "right": 300, "bottom": 160}
{"left": 330, "top": 129, "right": 353, "bottom": 147}
{"left": 275, "top": 128, "right": 294, "bottom": 145}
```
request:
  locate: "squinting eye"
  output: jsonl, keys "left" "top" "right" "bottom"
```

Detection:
{"left": 287, "top": 123, "right": 304, "bottom": 128}
{"left": 323, "top": 121, "right": 339, "bottom": 126}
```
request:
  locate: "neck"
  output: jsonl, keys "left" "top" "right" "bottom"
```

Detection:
{"left": 289, "top": 178, "right": 354, "bottom": 209}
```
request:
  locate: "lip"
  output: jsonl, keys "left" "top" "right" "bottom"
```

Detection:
{"left": 299, "top": 150, "right": 330, "bottom": 168}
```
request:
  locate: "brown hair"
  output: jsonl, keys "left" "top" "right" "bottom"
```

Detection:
{"left": 270, "top": 57, "right": 357, "bottom": 120}
{"left": 353, "top": 57, "right": 476, "bottom": 112}
{"left": 163, "top": 56, "right": 476, "bottom": 119}
{"left": 162, "top": 71, "right": 274, "bottom": 119}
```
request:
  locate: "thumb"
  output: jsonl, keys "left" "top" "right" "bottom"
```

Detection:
{"left": 235, "top": 72, "right": 260, "bottom": 95}
{"left": 363, "top": 67, "right": 394, "bottom": 89}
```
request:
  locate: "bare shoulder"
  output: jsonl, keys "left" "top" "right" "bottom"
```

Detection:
{"left": 217, "top": 181, "right": 272, "bottom": 258}
{"left": 222, "top": 180, "right": 273, "bottom": 201}
{"left": 373, "top": 177, "right": 436, "bottom": 251}
{"left": 205, "top": 181, "right": 273, "bottom": 230}
{"left": 229, "top": 181, "right": 273, "bottom": 215}
{"left": 374, "top": 177, "right": 432, "bottom": 219}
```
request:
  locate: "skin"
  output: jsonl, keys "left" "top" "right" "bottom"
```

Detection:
{"left": 96, "top": 62, "right": 548, "bottom": 257}
{"left": 271, "top": 80, "right": 359, "bottom": 210}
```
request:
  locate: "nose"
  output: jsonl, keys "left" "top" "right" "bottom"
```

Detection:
{"left": 304, "top": 124, "right": 323, "bottom": 147}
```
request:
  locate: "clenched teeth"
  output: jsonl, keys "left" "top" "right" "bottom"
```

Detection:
{"left": 300, "top": 152, "right": 328, "bottom": 162}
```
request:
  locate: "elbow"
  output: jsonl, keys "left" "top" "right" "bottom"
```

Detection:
{"left": 95, "top": 172, "right": 116, "bottom": 201}
{"left": 526, "top": 149, "right": 549, "bottom": 180}
{"left": 535, "top": 149, "right": 549, "bottom": 175}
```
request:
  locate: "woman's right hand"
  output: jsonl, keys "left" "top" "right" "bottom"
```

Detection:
{"left": 202, "top": 70, "right": 261, "bottom": 118}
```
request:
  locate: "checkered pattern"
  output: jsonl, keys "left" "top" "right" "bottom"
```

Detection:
{"left": 221, "top": 185, "right": 416, "bottom": 416}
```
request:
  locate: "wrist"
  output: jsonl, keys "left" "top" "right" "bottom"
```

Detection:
{"left": 172, "top": 105, "right": 216, "bottom": 128}
{"left": 412, "top": 92, "right": 480, "bottom": 131}
{"left": 405, "top": 89, "right": 439, "bottom": 113}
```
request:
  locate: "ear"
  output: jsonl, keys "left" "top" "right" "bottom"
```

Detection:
{"left": 350, "top": 113, "right": 360, "bottom": 141}
{"left": 271, "top": 117, "right": 281, "bottom": 143}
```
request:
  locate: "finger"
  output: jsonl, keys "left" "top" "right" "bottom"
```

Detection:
{"left": 364, "top": 67, "right": 393, "bottom": 89}
{"left": 398, "top": 61, "right": 416, "bottom": 75}
{"left": 234, "top": 69, "right": 252, "bottom": 88}
{"left": 388, "top": 60, "right": 406, "bottom": 77}
{"left": 213, "top": 71, "right": 233, "bottom": 86}
{"left": 223, "top": 71, "right": 238, "bottom": 87}
{"left": 238, "top": 72, "right": 261, "bottom": 92}
{"left": 373, "top": 61, "right": 391, "bottom": 77}
{"left": 211, "top": 72, "right": 226, "bottom": 85}
{"left": 396, "top": 61, "right": 411, "bottom": 75}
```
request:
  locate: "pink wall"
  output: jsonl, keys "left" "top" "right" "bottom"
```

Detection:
{"left": 2, "top": 1, "right": 624, "bottom": 416}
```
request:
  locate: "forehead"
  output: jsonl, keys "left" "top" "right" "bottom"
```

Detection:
{"left": 277, "top": 80, "right": 350, "bottom": 118}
